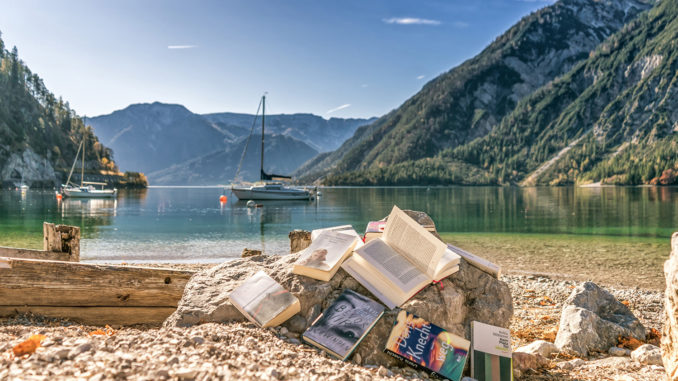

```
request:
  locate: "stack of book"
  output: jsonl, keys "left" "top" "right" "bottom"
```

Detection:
{"left": 226, "top": 204, "right": 509, "bottom": 380}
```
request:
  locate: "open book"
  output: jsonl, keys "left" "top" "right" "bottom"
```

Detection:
{"left": 229, "top": 270, "right": 300, "bottom": 328}
{"left": 341, "top": 205, "right": 460, "bottom": 309}
{"left": 311, "top": 225, "right": 364, "bottom": 249}
{"left": 293, "top": 230, "right": 359, "bottom": 281}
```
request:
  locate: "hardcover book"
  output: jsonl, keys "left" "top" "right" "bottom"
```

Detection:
{"left": 341, "top": 205, "right": 460, "bottom": 308}
{"left": 311, "top": 225, "right": 364, "bottom": 248}
{"left": 293, "top": 230, "right": 359, "bottom": 281}
{"left": 228, "top": 270, "right": 300, "bottom": 328}
{"left": 364, "top": 221, "right": 386, "bottom": 242}
{"left": 302, "top": 289, "right": 385, "bottom": 360}
{"left": 385, "top": 310, "right": 470, "bottom": 381}
{"left": 471, "top": 321, "right": 513, "bottom": 381}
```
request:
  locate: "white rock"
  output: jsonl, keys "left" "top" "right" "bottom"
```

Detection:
{"left": 631, "top": 344, "right": 663, "bottom": 366}
{"left": 515, "top": 340, "right": 559, "bottom": 357}
{"left": 608, "top": 346, "right": 630, "bottom": 357}
{"left": 174, "top": 368, "right": 198, "bottom": 379}
{"left": 558, "top": 358, "right": 585, "bottom": 370}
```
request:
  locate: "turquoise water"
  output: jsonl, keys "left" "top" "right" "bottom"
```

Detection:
{"left": 0, "top": 186, "right": 676, "bottom": 263}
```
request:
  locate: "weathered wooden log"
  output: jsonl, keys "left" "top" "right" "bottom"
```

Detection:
{"left": 43, "top": 222, "right": 80, "bottom": 261}
{"left": 289, "top": 229, "right": 311, "bottom": 253}
{"left": 0, "top": 306, "right": 177, "bottom": 327}
{"left": 0, "top": 257, "right": 195, "bottom": 325}
{"left": 0, "top": 247, "right": 71, "bottom": 262}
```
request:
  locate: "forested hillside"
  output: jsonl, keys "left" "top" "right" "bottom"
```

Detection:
{"left": 0, "top": 31, "right": 145, "bottom": 188}
{"left": 312, "top": 0, "right": 669, "bottom": 186}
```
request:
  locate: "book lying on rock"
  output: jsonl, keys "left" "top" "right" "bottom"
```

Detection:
{"left": 342, "top": 205, "right": 460, "bottom": 308}
{"left": 302, "top": 289, "right": 385, "bottom": 360}
{"left": 229, "top": 270, "right": 300, "bottom": 328}
{"left": 446, "top": 244, "right": 501, "bottom": 278}
{"left": 471, "top": 321, "right": 513, "bottom": 381}
{"left": 293, "top": 230, "right": 359, "bottom": 281}
{"left": 385, "top": 310, "right": 470, "bottom": 381}
{"left": 311, "top": 225, "right": 364, "bottom": 248}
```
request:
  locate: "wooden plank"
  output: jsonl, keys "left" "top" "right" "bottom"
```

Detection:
{"left": 0, "top": 257, "right": 194, "bottom": 307}
{"left": 43, "top": 222, "right": 80, "bottom": 261}
{"left": 0, "top": 306, "right": 177, "bottom": 326}
{"left": 0, "top": 247, "right": 72, "bottom": 262}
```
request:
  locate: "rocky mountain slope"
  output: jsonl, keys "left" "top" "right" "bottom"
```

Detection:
{"left": 300, "top": 0, "right": 656, "bottom": 185}
{"left": 447, "top": 0, "right": 678, "bottom": 186}
{"left": 0, "top": 32, "right": 141, "bottom": 188}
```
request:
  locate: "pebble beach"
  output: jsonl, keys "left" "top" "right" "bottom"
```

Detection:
{"left": 0, "top": 265, "right": 667, "bottom": 381}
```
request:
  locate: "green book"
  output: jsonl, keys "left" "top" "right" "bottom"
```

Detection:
{"left": 471, "top": 321, "right": 513, "bottom": 381}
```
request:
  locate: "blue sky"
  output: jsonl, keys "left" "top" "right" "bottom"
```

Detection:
{"left": 0, "top": 0, "right": 554, "bottom": 119}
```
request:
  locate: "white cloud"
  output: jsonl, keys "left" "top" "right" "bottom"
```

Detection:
{"left": 416, "top": 75, "right": 425, "bottom": 80}
{"left": 382, "top": 17, "right": 441, "bottom": 26}
{"left": 326, "top": 104, "right": 351, "bottom": 114}
{"left": 167, "top": 45, "right": 197, "bottom": 49}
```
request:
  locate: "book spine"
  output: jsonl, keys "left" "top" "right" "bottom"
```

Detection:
{"left": 384, "top": 350, "right": 452, "bottom": 381}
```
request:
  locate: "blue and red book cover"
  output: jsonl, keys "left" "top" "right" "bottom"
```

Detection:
{"left": 384, "top": 310, "right": 470, "bottom": 381}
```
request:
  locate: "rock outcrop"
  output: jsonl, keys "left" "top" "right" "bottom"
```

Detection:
{"left": 165, "top": 254, "right": 513, "bottom": 367}
{"left": 662, "top": 232, "right": 678, "bottom": 379}
{"left": 555, "top": 281, "right": 646, "bottom": 356}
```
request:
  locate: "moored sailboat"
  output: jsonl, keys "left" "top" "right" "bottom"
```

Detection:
{"left": 230, "top": 95, "right": 314, "bottom": 201}
{"left": 61, "top": 126, "right": 117, "bottom": 199}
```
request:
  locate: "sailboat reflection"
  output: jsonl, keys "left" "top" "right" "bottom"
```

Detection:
{"left": 59, "top": 198, "right": 118, "bottom": 217}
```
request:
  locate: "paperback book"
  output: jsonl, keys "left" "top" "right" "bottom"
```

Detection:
{"left": 228, "top": 270, "right": 300, "bottom": 328}
{"left": 293, "top": 230, "right": 359, "bottom": 281}
{"left": 341, "top": 205, "right": 460, "bottom": 308}
{"left": 311, "top": 225, "right": 364, "bottom": 248}
{"left": 446, "top": 244, "right": 501, "bottom": 279}
{"left": 471, "top": 321, "right": 513, "bottom": 381}
{"left": 302, "top": 289, "right": 385, "bottom": 360}
{"left": 385, "top": 310, "right": 470, "bottom": 381}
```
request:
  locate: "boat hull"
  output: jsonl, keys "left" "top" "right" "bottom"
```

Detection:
{"left": 231, "top": 186, "right": 312, "bottom": 200}
{"left": 63, "top": 189, "right": 118, "bottom": 198}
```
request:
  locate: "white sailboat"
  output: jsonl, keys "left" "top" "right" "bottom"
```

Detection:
{"left": 62, "top": 130, "right": 117, "bottom": 199}
{"left": 231, "top": 95, "right": 314, "bottom": 200}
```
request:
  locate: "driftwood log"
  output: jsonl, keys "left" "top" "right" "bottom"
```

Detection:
{"left": 0, "top": 257, "right": 195, "bottom": 326}
{"left": 0, "top": 222, "right": 80, "bottom": 262}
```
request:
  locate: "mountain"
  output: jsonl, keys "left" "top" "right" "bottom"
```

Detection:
{"left": 148, "top": 134, "right": 318, "bottom": 186}
{"left": 90, "top": 102, "right": 373, "bottom": 184}
{"left": 447, "top": 0, "right": 678, "bottom": 186}
{"left": 89, "top": 102, "right": 227, "bottom": 174}
{"left": 298, "top": 0, "right": 655, "bottom": 185}
{"left": 0, "top": 32, "right": 144, "bottom": 188}
{"left": 203, "top": 112, "right": 376, "bottom": 153}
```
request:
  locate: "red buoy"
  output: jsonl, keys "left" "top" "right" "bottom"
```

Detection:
{"left": 219, "top": 195, "right": 227, "bottom": 203}
{"left": 56, "top": 193, "right": 63, "bottom": 200}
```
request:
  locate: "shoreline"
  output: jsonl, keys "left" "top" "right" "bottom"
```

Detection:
{"left": 0, "top": 269, "right": 665, "bottom": 380}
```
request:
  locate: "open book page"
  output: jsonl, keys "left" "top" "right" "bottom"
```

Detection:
{"left": 383, "top": 205, "right": 446, "bottom": 277}
{"left": 294, "top": 231, "right": 357, "bottom": 271}
{"left": 341, "top": 257, "right": 399, "bottom": 309}
{"left": 310, "top": 225, "right": 354, "bottom": 241}
{"left": 432, "top": 247, "right": 461, "bottom": 280}
{"left": 353, "top": 238, "right": 429, "bottom": 293}
{"left": 229, "top": 270, "right": 297, "bottom": 327}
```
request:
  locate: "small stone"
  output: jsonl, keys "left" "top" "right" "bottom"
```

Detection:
{"left": 244, "top": 337, "right": 257, "bottom": 349}
{"left": 155, "top": 369, "right": 170, "bottom": 379}
{"left": 241, "top": 248, "right": 262, "bottom": 258}
{"left": 280, "top": 327, "right": 289, "bottom": 336}
{"left": 513, "top": 369, "right": 522, "bottom": 379}
{"left": 512, "top": 352, "right": 547, "bottom": 371}
{"left": 353, "top": 353, "right": 362, "bottom": 365}
{"left": 631, "top": 344, "right": 663, "bottom": 365}
{"left": 174, "top": 368, "right": 198, "bottom": 380}
{"left": 608, "top": 346, "right": 630, "bottom": 357}
{"left": 377, "top": 366, "right": 389, "bottom": 377}
{"left": 69, "top": 342, "right": 93, "bottom": 359}
{"left": 515, "top": 340, "right": 559, "bottom": 358}
{"left": 55, "top": 348, "right": 70, "bottom": 360}
{"left": 558, "top": 358, "right": 585, "bottom": 370}
{"left": 190, "top": 336, "right": 205, "bottom": 345}
{"left": 167, "top": 356, "right": 180, "bottom": 366}
{"left": 267, "top": 367, "right": 283, "bottom": 380}
{"left": 284, "top": 315, "right": 307, "bottom": 333}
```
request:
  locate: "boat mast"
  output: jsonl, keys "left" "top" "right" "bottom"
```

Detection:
{"left": 81, "top": 117, "right": 86, "bottom": 187}
{"left": 260, "top": 95, "right": 265, "bottom": 182}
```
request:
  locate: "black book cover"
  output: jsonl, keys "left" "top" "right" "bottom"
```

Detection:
{"left": 302, "top": 289, "right": 385, "bottom": 360}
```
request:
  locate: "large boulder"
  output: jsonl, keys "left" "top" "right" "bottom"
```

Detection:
{"left": 662, "top": 232, "right": 678, "bottom": 379}
{"left": 165, "top": 254, "right": 513, "bottom": 366}
{"left": 555, "top": 281, "right": 646, "bottom": 356}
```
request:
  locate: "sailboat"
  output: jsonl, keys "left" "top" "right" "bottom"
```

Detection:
{"left": 231, "top": 95, "right": 314, "bottom": 200}
{"left": 61, "top": 130, "right": 117, "bottom": 199}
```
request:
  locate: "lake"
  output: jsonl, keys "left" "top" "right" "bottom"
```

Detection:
{"left": 1, "top": 186, "right": 676, "bottom": 289}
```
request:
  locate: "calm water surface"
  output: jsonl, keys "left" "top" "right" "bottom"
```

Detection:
{"left": 0, "top": 186, "right": 676, "bottom": 263}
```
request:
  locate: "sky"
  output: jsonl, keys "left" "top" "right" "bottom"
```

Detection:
{"left": 0, "top": 0, "right": 554, "bottom": 119}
